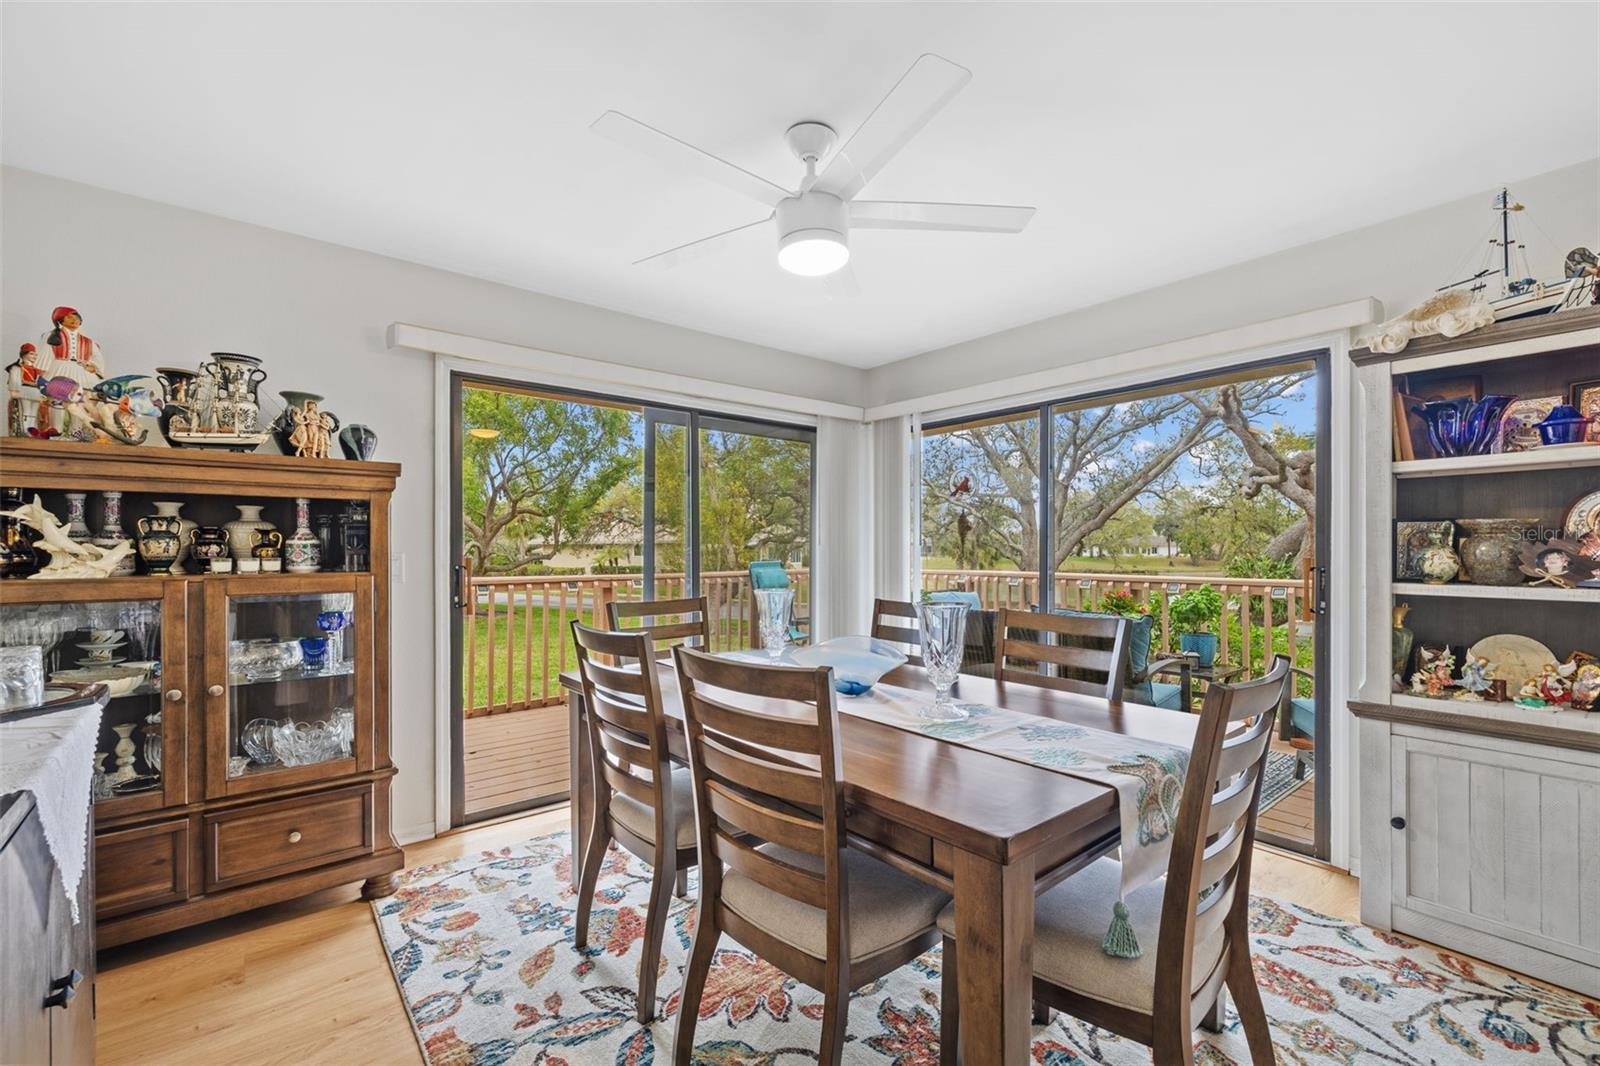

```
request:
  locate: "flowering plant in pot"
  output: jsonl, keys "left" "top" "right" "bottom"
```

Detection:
{"left": 1169, "top": 584, "right": 1223, "bottom": 667}
{"left": 1097, "top": 587, "right": 1151, "bottom": 619}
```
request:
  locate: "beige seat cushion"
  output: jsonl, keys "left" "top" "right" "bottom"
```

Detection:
{"left": 608, "top": 766, "right": 697, "bottom": 848}
{"left": 936, "top": 857, "right": 1226, "bottom": 1014}
{"left": 722, "top": 843, "right": 950, "bottom": 962}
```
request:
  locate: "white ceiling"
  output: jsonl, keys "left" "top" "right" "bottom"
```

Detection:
{"left": 4, "top": 3, "right": 1596, "bottom": 368}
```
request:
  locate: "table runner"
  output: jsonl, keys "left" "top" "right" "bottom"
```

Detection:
{"left": 715, "top": 652, "right": 1188, "bottom": 956}
{"left": 0, "top": 703, "right": 103, "bottom": 922}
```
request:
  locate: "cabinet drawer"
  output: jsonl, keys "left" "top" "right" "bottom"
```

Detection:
{"left": 205, "top": 785, "right": 374, "bottom": 892}
{"left": 97, "top": 817, "right": 192, "bottom": 919}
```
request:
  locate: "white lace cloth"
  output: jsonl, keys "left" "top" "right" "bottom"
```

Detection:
{"left": 0, "top": 704, "right": 103, "bottom": 922}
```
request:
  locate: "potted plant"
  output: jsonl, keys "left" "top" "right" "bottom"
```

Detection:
{"left": 1169, "top": 584, "right": 1222, "bottom": 667}
{"left": 1097, "top": 587, "right": 1154, "bottom": 680}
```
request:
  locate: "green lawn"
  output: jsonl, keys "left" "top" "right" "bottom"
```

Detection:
{"left": 921, "top": 555, "right": 1226, "bottom": 576}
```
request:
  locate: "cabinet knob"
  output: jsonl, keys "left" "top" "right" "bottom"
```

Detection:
{"left": 208, "top": 684, "right": 225, "bottom": 697}
{"left": 1390, "top": 816, "right": 1407, "bottom": 830}
{"left": 288, "top": 830, "right": 303, "bottom": 844}
{"left": 165, "top": 688, "right": 183, "bottom": 703}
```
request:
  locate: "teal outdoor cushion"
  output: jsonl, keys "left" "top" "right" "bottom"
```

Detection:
{"left": 1287, "top": 697, "right": 1315, "bottom": 739}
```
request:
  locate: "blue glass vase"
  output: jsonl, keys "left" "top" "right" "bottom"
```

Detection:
{"left": 1411, "top": 395, "right": 1514, "bottom": 457}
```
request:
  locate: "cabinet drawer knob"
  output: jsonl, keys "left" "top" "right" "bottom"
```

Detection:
{"left": 208, "top": 684, "right": 225, "bottom": 697}
{"left": 165, "top": 688, "right": 183, "bottom": 703}
{"left": 288, "top": 830, "right": 303, "bottom": 843}
{"left": 1390, "top": 816, "right": 1407, "bottom": 830}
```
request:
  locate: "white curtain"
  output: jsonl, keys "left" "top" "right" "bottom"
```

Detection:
{"left": 872, "top": 414, "right": 917, "bottom": 602}
{"left": 813, "top": 416, "right": 874, "bottom": 640}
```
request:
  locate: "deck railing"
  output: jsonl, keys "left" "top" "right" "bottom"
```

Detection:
{"left": 463, "top": 568, "right": 810, "bottom": 716}
{"left": 921, "top": 568, "right": 1315, "bottom": 680}
{"left": 463, "top": 565, "right": 1314, "bottom": 717}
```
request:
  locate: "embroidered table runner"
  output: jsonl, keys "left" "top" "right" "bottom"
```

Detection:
{"left": 0, "top": 703, "right": 103, "bottom": 922}
{"left": 844, "top": 684, "right": 1190, "bottom": 903}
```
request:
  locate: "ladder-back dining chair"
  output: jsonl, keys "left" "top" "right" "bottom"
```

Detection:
{"left": 994, "top": 606, "right": 1131, "bottom": 700}
{"left": 938, "top": 655, "right": 1292, "bottom": 1065}
{"left": 869, "top": 597, "right": 923, "bottom": 665}
{"left": 607, "top": 594, "right": 710, "bottom": 658}
{"left": 672, "top": 646, "right": 950, "bottom": 1065}
{"left": 570, "top": 621, "right": 698, "bottom": 1024}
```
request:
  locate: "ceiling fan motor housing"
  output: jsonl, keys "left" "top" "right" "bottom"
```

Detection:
{"left": 776, "top": 191, "right": 848, "bottom": 246}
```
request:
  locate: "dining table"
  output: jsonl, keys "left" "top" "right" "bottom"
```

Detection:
{"left": 560, "top": 659, "right": 1200, "bottom": 1066}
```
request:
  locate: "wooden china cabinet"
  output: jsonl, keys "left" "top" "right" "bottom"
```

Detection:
{"left": 0, "top": 439, "right": 403, "bottom": 947}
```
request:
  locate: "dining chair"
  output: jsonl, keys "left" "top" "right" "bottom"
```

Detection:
{"left": 672, "top": 646, "right": 950, "bottom": 1065}
{"left": 937, "top": 655, "right": 1292, "bottom": 1065}
{"left": 994, "top": 606, "right": 1132, "bottom": 700}
{"left": 607, "top": 594, "right": 710, "bottom": 658}
{"left": 869, "top": 597, "right": 923, "bottom": 664}
{"left": 570, "top": 621, "right": 698, "bottom": 1024}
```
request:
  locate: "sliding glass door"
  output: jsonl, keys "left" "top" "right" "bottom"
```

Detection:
{"left": 448, "top": 374, "right": 813, "bottom": 825}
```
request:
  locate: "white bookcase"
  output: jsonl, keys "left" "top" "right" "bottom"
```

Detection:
{"left": 1349, "top": 307, "right": 1600, "bottom": 997}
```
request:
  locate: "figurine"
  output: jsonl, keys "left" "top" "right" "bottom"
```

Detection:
{"left": 34, "top": 375, "right": 161, "bottom": 445}
{"left": 0, "top": 494, "right": 135, "bottom": 579}
{"left": 6, "top": 344, "right": 45, "bottom": 437}
{"left": 1409, "top": 647, "right": 1456, "bottom": 698}
{"left": 288, "top": 398, "right": 336, "bottom": 459}
{"left": 1454, "top": 655, "right": 1496, "bottom": 700}
{"left": 1517, "top": 661, "right": 1578, "bottom": 707}
{"left": 37, "top": 307, "right": 105, "bottom": 435}
{"left": 1572, "top": 663, "right": 1600, "bottom": 711}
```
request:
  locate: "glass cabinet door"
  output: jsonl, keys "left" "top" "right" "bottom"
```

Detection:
{"left": 207, "top": 577, "right": 372, "bottom": 794}
{"left": 0, "top": 582, "right": 188, "bottom": 814}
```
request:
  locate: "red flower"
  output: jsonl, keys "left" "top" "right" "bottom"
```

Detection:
{"left": 865, "top": 999, "right": 941, "bottom": 1066}
{"left": 664, "top": 949, "right": 793, "bottom": 1024}
{"left": 1253, "top": 958, "right": 1335, "bottom": 1012}
{"left": 392, "top": 883, "right": 468, "bottom": 923}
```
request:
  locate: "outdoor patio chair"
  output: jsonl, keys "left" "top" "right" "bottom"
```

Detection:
{"left": 1277, "top": 664, "right": 1316, "bottom": 778}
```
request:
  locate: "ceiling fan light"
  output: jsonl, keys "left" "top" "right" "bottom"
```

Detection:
{"left": 778, "top": 230, "right": 850, "bottom": 276}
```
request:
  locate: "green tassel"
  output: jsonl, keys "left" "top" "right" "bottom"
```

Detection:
{"left": 1102, "top": 900, "right": 1142, "bottom": 959}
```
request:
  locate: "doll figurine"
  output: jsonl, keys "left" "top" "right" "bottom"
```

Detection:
{"left": 37, "top": 307, "right": 106, "bottom": 435}
{"left": 5, "top": 343, "right": 45, "bottom": 437}
{"left": 1454, "top": 655, "right": 1495, "bottom": 700}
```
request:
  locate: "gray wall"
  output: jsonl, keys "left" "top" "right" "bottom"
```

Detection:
{"left": 0, "top": 167, "right": 863, "bottom": 840}
{"left": 865, "top": 158, "right": 1600, "bottom": 406}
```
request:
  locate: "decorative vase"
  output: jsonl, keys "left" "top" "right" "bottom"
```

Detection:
{"left": 1411, "top": 395, "right": 1515, "bottom": 457}
{"left": 273, "top": 391, "right": 341, "bottom": 454}
{"left": 203, "top": 353, "right": 269, "bottom": 436}
{"left": 63, "top": 492, "right": 92, "bottom": 543}
{"left": 250, "top": 529, "right": 283, "bottom": 560}
{"left": 338, "top": 424, "right": 378, "bottom": 461}
{"left": 285, "top": 497, "right": 321, "bottom": 573}
{"left": 1458, "top": 518, "right": 1533, "bottom": 585}
{"left": 1391, "top": 603, "right": 1414, "bottom": 681}
{"left": 189, "top": 525, "right": 230, "bottom": 565}
{"left": 91, "top": 752, "right": 115, "bottom": 801}
{"left": 1536, "top": 404, "right": 1590, "bottom": 446}
{"left": 112, "top": 722, "right": 138, "bottom": 783}
{"left": 1419, "top": 544, "right": 1461, "bottom": 584}
{"left": 134, "top": 515, "right": 182, "bottom": 575}
{"left": 150, "top": 501, "right": 197, "bottom": 572}
{"left": 1180, "top": 631, "right": 1219, "bottom": 667}
{"left": 93, "top": 490, "right": 137, "bottom": 576}
{"left": 225, "top": 504, "right": 275, "bottom": 559}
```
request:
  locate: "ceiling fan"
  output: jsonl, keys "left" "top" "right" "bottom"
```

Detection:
{"left": 592, "top": 53, "right": 1035, "bottom": 278}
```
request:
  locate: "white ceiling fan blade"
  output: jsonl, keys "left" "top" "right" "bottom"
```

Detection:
{"left": 820, "top": 263, "right": 861, "bottom": 300}
{"left": 634, "top": 216, "right": 772, "bottom": 271}
{"left": 812, "top": 54, "right": 971, "bottom": 201}
{"left": 850, "top": 200, "right": 1035, "bottom": 232}
{"left": 592, "top": 111, "right": 792, "bottom": 207}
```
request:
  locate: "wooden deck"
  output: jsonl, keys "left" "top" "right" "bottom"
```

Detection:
{"left": 1259, "top": 735, "right": 1316, "bottom": 846}
{"left": 463, "top": 705, "right": 570, "bottom": 817}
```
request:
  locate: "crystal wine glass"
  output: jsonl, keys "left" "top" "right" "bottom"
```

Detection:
{"left": 917, "top": 601, "right": 970, "bottom": 721}
{"left": 755, "top": 587, "right": 794, "bottom": 663}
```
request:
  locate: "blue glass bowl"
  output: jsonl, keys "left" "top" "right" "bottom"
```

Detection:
{"left": 1411, "top": 395, "right": 1515, "bottom": 457}
{"left": 791, "top": 636, "right": 908, "bottom": 695}
{"left": 1536, "top": 405, "right": 1590, "bottom": 446}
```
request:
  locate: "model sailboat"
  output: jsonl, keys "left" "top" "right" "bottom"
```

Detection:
{"left": 1437, "top": 188, "right": 1597, "bottom": 321}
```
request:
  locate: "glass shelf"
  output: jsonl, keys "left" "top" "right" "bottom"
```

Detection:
{"left": 228, "top": 661, "right": 356, "bottom": 688}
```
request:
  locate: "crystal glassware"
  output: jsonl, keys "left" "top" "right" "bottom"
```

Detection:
{"left": 332, "top": 706, "right": 355, "bottom": 756}
{"left": 240, "top": 717, "right": 279, "bottom": 764}
{"left": 755, "top": 587, "right": 794, "bottom": 663}
{"left": 143, "top": 712, "right": 163, "bottom": 774}
{"left": 271, "top": 720, "right": 345, "bottom": 766}
{"left": 917, "top": 601, "right": 970, "bottom": 721}
{"left": 0, "top": 645, "right": 45, "bottom": 710}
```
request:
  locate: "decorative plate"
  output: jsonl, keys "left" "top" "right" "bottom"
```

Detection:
{"left": 1499, "top": 395, "right": 1561, "bottom": 452}
{"left": 1565, "top": 489, "right": 1600, "bottom": 560}
{"left": 1467, "top": 634, "right": 1557, "bottom": 689}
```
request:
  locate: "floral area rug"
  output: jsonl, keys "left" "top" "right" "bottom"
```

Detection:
{"left": 372, "top": 833, "right": 1600, "bottom": 1065}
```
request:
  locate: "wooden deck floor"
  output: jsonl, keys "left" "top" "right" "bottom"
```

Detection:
{"left": 463, "top": 704, "right": 570, "bottom": 817}
{"left": 1259, "top": 736, "right": 1316, "bottom": 846}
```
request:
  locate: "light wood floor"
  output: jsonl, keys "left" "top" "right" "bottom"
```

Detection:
{"left": 94, "top": 806, "right": 1357, "bottom": 1066}
{"left": 1258, "top": 738, "right": 1316, "bottom": 845}
{"left": 463, "top": 705, "right": 569, "bottom": 816}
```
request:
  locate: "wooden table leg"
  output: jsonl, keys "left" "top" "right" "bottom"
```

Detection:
{"left": 953, "top": 847, "right": 1036, "bottom": 1066}
{"left": 567, "top": 688, "right": 591, "bottom": 889}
